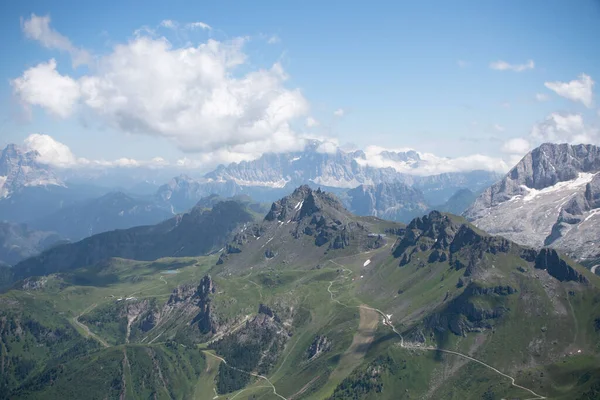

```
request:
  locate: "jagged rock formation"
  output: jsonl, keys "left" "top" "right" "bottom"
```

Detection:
{"left": 465, "top": 143, "right": 600, "bottom": 263}
{"left": 393, "top": 210, "right": 588, "bottom": 284}
{"left": 0, "top": 144, "right": 62, "bottom": 199}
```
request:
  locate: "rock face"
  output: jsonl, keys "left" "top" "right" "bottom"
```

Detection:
{"left": 306, "top": 335, "right": 332, "bottom": 360}
{"left": 534, "top": 248, "right": 588, "bottom": 283}
{"left": 345, "top": 181, "right": 429, "bottom": 223}
{"left": 0, "top": 144, "right": 62, "bottom": 199}
{"left": 465, "top": 143, "right": 600, "bottom": 263}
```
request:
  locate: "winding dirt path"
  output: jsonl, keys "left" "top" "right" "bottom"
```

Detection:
{"left": 203, "top": 351, "right": 287, "bottom": 400}
{"left": 327, "top": 260, "right": 546, "bottom": 400}
{"left": 72, "top": 304, "right": 110, "bottom": 348}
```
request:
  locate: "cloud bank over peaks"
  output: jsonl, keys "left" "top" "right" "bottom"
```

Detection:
{"left": 12, "top": 15, "right": 310, "bottom": 161}
{"left": 355, "top": 145, "right": 510, "bottom": 175}
{"left": 500, "top": 113, "right": 599, "bottom": 163}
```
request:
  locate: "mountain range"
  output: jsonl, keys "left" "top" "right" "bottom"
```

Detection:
{"left": 1, "top": 185, "right": 598, "bottom": 399}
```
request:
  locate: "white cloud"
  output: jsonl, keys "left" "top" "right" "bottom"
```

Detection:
{"left": 457, "top": 60, "right": 469, "bottom": 68}
{"left": 185, "top": 21, "right": 212, "bottom": 30}
{"left": 267, "top": 35, "right": 280, "bottom": 44}
{"left": 11, "top": 59, "right": 80, "bottom": 118}
{"left": 501, "top": 138, "right": 530, "bottom": 155}
{"left": 305, "top": 117, "right": 319, "bottom": 128}
{"left": 535, "top": 93, "right": 549, "bottom": 102}
{"left": 530, "top": 113, "right": 597, "bottom": 145}
{"left": 333, "top": 108, "right": 345, "bottom": 117}
{"left": 13, "top": 23, "right": 310, "bottom": 159}
{"left": 159, "top": 19, "right": 177, "bottom": 29}
{"left": 357, "top": 146, "right": 509, "bottom": 175}
{"left": 489, "top": 59, "right": 535, "bottom": 72}
{"left": 24, "top": 133, "right": 78, "bottom": 167}
{"left": 22, "top": 133, "right": 175, "bottom": 169}
{"left": 493, "top": 124, "right": 505, "bottom": 132}
{"left": 500, "top": 102, "right": 511, "bottom": 109}
{"left": 315, "top": 141, "right": 339, "bottom": 154}
{"left": 21, "top": 14, "right": 91, "bottom": 67}
{"left": 544, "top": 74, "right": 594, "bottom": 108}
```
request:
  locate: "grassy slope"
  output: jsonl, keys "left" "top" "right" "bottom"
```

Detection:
{"left": 2, "top": 227, "right": 600, "bottom": 399}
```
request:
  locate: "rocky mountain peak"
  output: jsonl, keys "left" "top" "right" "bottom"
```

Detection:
{"left": 465, "top": 143, "right": 600, "bottom": 263}
{"left": 0, "top": 143, "right": 61, "bottom": 198}
{"left": 265, "top": 185, "right": 348, "bottom": 223}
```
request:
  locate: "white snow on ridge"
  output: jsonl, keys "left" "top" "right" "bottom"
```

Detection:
{"left": 363, "top": 259, "right": 371, "bottom": 267}
{"left": 521, "top": 172, "right": 596, "bottom": 203}
{"left": 294, "top": 200, "right": 304, "bottom": 210}
{"left": 231, "top": 177, "right": 289, "bottom": 188}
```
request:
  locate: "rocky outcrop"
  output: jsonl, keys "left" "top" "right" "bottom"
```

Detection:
{"left": 534, "top": 249, "right": 588, "bottom": 283}
{"left": 306, "top": 335, "right": 332, "bottom": 360}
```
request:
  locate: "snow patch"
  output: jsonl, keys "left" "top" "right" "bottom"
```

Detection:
{"left": 231, "top": 177, "right": 289, "bottom": 188}
{"left": 363, "top": 259, "right": 371, "bottom": 267}
{"left": 521, "top": 173, "right": 596, "bottom": 203}
{"left": 294, "top": 200, "right": 304, "bottom": 210}
{"left": 290, "top": 156, "right": 302, "bottom": 162}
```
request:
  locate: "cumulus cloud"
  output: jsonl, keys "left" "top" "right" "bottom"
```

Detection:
{"left": 500, "top": 113, "right": 598, "bottom": 162}
{"left": 535, "top": 93, "right": 549, "bottom": 102}
{"left": 12, "top": 21, "right": 310, "bottom": 159}
{"left": 333, "top": 108, "right": 344, "bottom": 117}
{"left": 530, "top": 113, "right": 597, "bottom": 144}
{"left": 11, "top": 59, "right": 80, "bottom": 118}
{"left": 21, "top": 14, "right": 91, "bottom": 67}
{"left": 544, "top": 74, "right": 594, "bottom": 108}
{"left": 493, "top": 124, "right": 505, "bottom": 132}
{"left": 501, "top": 138, "right": 530, "bottom": 155}
{"left": 489, "top": 59, "right": 535, "bottom": 72}
{"left": 24, "top": 133, "right": 78, "bottom": 167}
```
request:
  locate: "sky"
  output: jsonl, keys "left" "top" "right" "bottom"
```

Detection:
{"left": 1, "top": 0, "right": 599, "bottom": 174}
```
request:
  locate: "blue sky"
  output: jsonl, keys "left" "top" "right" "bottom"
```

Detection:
{"left": 1, "top": 0, "right": 599, "bottom": 173}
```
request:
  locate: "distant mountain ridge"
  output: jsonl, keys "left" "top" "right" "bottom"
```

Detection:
{"left": 155, "top": 140, "right": 500, "bottom": 216}
{"left": 30, "top": 191, "right": 173, "bottom": 241}
{"left": 465, "top": 143, "right": 600, "bottom": 264}
{"left": 8, "top": 199, "right": 256, "bottom": 285}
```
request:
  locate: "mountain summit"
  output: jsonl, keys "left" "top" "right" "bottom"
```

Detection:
{"left": 465, "top": 143, "right": 600, "bottom": 263}
{"left": 0, "top": 144, "right": 62, "bottom": 198}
